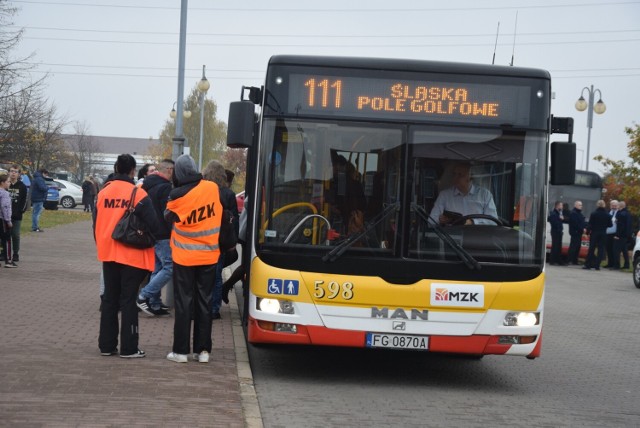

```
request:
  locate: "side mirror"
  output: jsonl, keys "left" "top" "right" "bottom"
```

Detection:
{"left": 549, "top": 142, "right": 576, "bottom": 185}
{"left": 227, "top": 101, "right": 255, "bottom": 148}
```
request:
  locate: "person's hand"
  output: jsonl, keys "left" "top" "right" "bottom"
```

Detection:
{"left": 7, "top": 221, "right": 12, "bottom": 228}
{"left": 439, "top": 214, "right": 451, "bottom": 225}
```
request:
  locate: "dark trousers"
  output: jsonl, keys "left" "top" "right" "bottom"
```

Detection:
{"left": 605, "top": 234, "right": 616, "bottom": 266}
{"left": 586, "top": 232, "right": 606, "bottom": 269}
{"left": 567, "top": 234, "right": 582, "bottom": 264}
{"left": 612, "top": 237, "right": 627, "bottom": 269}
{"left": 99, "top": 261, "right": 149, "bottom": 355}
{"left": 550, "top": 230, "right": 563, "bottom": 264}
{"left": 172, "top": 262, "right": 217, "bottom": 355}
{"left": 10, "top": 219, "right": 20, "bottom": 258}
{"left": 1, "top": 221, "right": 12, "bottom": 262}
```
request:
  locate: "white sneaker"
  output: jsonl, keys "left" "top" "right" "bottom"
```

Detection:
{"left": 166, "top": 352, "right": 188, "bottom": 363}
{"left": 198, "top": 351, "right": 209, "bottom": 363}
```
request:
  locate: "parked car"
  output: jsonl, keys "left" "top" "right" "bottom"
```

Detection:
{"left": 54, "top": 179, "right": 84, "bottom": 209}
{"left": 44, "top": 177, "right": 60, "bottom": 210}
{"left": 633, "top": 231, "right": 640, "bottom": 289}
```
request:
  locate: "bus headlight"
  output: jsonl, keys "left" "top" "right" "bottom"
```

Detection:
{"left": 503, "top": 312, "right": 539, "bottom": 327}
{"left": 257, "top": 298, "right": 296, "bottom": 314}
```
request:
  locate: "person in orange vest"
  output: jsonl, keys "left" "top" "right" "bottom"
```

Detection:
{"left": 164, "top": 154, "right": 223, "bottom": 364}
{"left": 93, "top": 154, "right": 163, "bottom": 358}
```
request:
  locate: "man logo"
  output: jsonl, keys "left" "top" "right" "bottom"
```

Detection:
{"left": 393, "top": 321, "right": 406, "bottom": 331}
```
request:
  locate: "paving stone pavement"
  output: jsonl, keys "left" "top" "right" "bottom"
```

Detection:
{"left": 0, "top": 220, "right": 260, "bottom": 427}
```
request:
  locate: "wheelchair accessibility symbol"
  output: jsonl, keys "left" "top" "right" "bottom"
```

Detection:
{"left": 267, "top": 279, "right": 299, "bottom": 296}
{"left": 267, "top": 279, "right": 283, "bottom": 294}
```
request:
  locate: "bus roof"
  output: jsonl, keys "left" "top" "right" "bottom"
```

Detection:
{"left": 268, "top": 55, "right": 551, "bottom": 80}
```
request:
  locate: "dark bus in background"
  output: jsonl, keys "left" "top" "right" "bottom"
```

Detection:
{"left": 546, "top": 170, "right": 603, "bottom": 259}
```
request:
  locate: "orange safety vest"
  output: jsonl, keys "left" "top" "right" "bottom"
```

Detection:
{"left": 95, "top": 179, "right": 155, "bottom": 271}
{"left": 167, "top": 180, "right": 222, "bottom": 266}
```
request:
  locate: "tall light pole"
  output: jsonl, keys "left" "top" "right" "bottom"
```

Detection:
{"left": 575, "top": 85, "right": 606, "bottom": 171}
{"left": 172, "top": 0, "right": 189, "bottom": 160}
{"left": 197, "top": 65, "right": 210, "bottom": 171}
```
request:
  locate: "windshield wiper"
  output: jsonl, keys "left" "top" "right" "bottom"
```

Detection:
{"left": 411, "top": 203, "right": 480, "bottom": 271}
{"left": 323, "top": 202, "right": 400, "bottom": 263}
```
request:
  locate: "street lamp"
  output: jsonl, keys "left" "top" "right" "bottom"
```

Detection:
{"left": 197, "top": 65, "right": 210, "bottom": 171}
{"left": 575, "top": 85, "right": 606, "bottom": 171}
{"left": 170, "top": 102, "right": 191, "bottom": 119}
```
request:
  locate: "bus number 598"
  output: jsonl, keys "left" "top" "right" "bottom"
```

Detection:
{"left": 314, "top": 280, "right": 354, "bottom": 300}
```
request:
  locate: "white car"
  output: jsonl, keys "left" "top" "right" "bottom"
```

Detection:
{"left": 633, "top": 231, "right": 640, "bottom": 289}
{"left": 54, "top": 179, "right": 84, "bottom": 209}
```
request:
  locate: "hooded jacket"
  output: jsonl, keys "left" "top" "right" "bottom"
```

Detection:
{"left": 30, "top": 171, "right": 48, "bottom": 203}
{"left": 165, "top": 155, "right": 223, "bottom": 266}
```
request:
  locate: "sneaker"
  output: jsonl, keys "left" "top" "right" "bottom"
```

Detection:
{"left": 120, "top": 349, "right": 145, "bottom": 359}
{"left": 32, "top": 228, "right": 44, "bottom": 232}
{"left": 166, "top": 352, "right": 188, "bottom": 363}
{"left": 4, "top": 261, "right": 18, "bottom": 268}
{"left": 100, "top": 348, "right": 118, "bottom": 356}
{"left": 160, "top": 303, "right": 170, "bottom": 311}
{"left": 198, "top": 351, "right": 209, "bottom": 363}
{"left": 136, "top": 297, "right": 155, "bottom": 316}
{"left": 211, "top": 312, "right": 221, "bottom": 320}
{"left": 151, "top": 307, "right": 171, "bottom": 317}
{"left": 12, "top": 254, "right": 19, "bottom": 262}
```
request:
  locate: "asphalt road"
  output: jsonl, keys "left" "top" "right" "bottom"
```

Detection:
{"left": 243, "top": 264, "right": 640, "bottom": 427}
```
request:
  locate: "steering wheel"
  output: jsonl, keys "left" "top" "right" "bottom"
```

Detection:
{"left": 451, "top": 213, "right": 503, "bottom": 226}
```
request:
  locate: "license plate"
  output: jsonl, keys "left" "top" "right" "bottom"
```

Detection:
{"left": 365, "top": 332, "right": 429, "bottom": 350}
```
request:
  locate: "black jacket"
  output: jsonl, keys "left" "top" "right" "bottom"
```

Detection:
{"left": 142, "top": 174, "right": 173, "bottom": 240}
{"left": 614, "top": 208, "right": 631, "bottom": 239}
{"left": 568, "top": 207, "right": 586, "bottom": 237}
{"left": 9, "top": 180, "right": 28, "bottom": 221}
{"left": 587, "top": 207, "right": 613, "bottom": 235}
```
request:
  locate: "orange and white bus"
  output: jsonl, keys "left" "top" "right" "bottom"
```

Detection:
{"left": 226, "top": 55, "right": 573, "bottom": 359}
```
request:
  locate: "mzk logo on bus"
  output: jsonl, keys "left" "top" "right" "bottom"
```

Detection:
{"left": 430, "top": 284, "right": 484, "bottom": 307}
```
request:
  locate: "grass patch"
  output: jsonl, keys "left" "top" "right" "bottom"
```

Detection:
{"left": 21, "top": 209, "right": 92, "bottom": 234}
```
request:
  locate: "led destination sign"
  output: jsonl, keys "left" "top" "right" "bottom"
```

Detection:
{"left": 286, "top": 73, "right": 533, "bottom": 126}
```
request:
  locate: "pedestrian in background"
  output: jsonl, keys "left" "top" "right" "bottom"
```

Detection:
{"left": 567, "top": 200, "right": 586, "bottom": 265}
{"left": 613, "top": 201, "right": 631, "bottom": 270}
{"left": 548, "top": 201, "right": 566, "bottom": 266}
{"left": 7, "top": 165, "right": 28, "bottom": 263}
{"left": 165, "top": 155, "right": 223, "bottom": 364}
{"left": 136, "top": 159, "right": 175, "bottom": 317}
{"left": 82, "top": 176, "right": 95, "bottom": 212}
{"left": 30, "top": 168, "right": 49, "bottom": 232}
{"left": 0, "top": 172, "right": 17, "bottom": 268}
{"left": 202, "top": 160, "right": 238, "bottom": 320}
{"left": 604, "top": 200, "right": 619, "bottom": 268}
{"left": 136, "top": 163, "right": 156, "bottom": 186}
{"left": 93, "top": 154, "right": 163, "bottom": 358}
{"left": 583, "top": 200, "right": 612, "bottom": 271}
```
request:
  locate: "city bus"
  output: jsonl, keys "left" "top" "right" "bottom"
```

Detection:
{"left": 546, "top": 170, "right": 603, "bottom": 260}
{"left": 226, "top": 55, "right": 573, "bottom": 359}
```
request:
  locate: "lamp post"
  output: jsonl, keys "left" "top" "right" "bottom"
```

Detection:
{"left": 197, "top": 65, "right": 210, "bottom": 171}
{"left": 170, "top": 102, "right": 191, "bottom": 119}
{"left": 575, "top": 85, "right": 606, "bottom": 171}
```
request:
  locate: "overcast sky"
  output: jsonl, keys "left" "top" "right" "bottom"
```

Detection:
{"left": 10, "top": 0, "right": 640, "bottom": 173}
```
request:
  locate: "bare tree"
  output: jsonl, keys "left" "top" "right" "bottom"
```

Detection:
{"left": 0, "top": 0, "right": 50, "bottom": 163}
{"left": 68, "top": 121, "right": 102, "bottom": 181}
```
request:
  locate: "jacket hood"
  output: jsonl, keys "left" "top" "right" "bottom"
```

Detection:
{"left": 174, "top": 154, "right": 201, "bottom": 185}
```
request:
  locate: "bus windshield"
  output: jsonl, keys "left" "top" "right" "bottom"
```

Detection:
{"left": 257, "top": 118, "right": 546, "bottom": 266}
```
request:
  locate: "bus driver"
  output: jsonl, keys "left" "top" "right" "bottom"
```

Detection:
{"left": 429, "top": 162, "right": 498, "bottom": 225}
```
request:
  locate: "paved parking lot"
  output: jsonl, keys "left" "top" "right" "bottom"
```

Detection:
{"left": 0, "top": 221, "right": 260, "bottom": 427}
